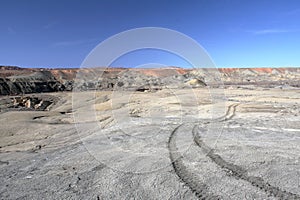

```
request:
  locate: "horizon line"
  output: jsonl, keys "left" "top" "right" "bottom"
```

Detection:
{"left": 1, "top": 65, "right": 300, "bottom": 69}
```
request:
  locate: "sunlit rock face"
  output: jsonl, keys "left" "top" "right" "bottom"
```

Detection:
{"left": 0, "top": 66, "right": 299, "bottom": 95}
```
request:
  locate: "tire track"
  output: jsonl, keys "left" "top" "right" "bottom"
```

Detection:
{"left": 221, "top": 103, "right": 238, "bottom": 121}
{"left": 168, "top": 124, "right": 220, "bottom": 200}
{"left": 215, "top": 103, "right": 239, "bottom": 121}
{"left": 192, "top": 103, "right": 300, "bottom": 199}
{"left": 166, "top": 103, "right": 239, "bottom": 199}
{"left": 168, "top": 103, "right": 300, "bottom": 199}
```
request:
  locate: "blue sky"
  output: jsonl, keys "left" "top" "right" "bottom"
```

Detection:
{"left": 1, "top": 0, "right": 300, "bottom": 68}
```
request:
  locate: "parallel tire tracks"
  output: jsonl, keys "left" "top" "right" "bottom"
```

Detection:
{"left": 168, "top": 103, "right": 300, "bottom": 199}
{"left": 168, "top": 125, "right": 220, "bottom": 200}
{"left": 193, "top": 126, "right": 300, "bottom": 200}
{"left": 215, "top": 103, "right": 239, "bottom": 121}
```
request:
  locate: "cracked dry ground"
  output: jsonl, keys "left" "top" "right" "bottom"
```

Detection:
{"left": 0, "top": 88, "right": 299, "bottom": 199}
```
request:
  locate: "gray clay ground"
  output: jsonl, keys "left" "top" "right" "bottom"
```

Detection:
{"left": 0, "top": 87, "right": 299, "bottom": 199}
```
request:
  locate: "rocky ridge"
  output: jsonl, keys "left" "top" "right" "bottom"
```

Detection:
{"left": 0, "top": 66, "right": 299, "bottom": 95}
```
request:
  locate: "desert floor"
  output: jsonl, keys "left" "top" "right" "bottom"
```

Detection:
{"left": 0, "top": 87, "right": 299, "bottom": 199}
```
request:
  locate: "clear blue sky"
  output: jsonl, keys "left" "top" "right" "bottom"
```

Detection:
{"left": 1, "top": 0, "right": 300, "bottom": 68}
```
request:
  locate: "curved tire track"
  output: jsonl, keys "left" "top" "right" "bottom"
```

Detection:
{"left": 168, "top": 103, "right": 300, "bottom": 199}
{"left": 192, "top": 102, "right": 300, "bottom": 199}
{"left": 168, "top": 124, "right": 220, "bottom": 200}
{"left": 215, "top": 103, "right": 239, "bottom": 122}
{"left": 166, "top": 103, "right": 239, "bottom": 199}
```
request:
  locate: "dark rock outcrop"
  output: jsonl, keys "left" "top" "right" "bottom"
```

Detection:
{"left": 0, "top": 71, "right": 65, "bottom": 95}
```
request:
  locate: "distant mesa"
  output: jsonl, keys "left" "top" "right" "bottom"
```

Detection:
{"left": 0, "top": 66, "right": 299, "bottom": 95}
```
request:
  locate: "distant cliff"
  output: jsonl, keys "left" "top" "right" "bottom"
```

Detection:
{"left": 0, "top": 66, "right": 299, "bottom": 95}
